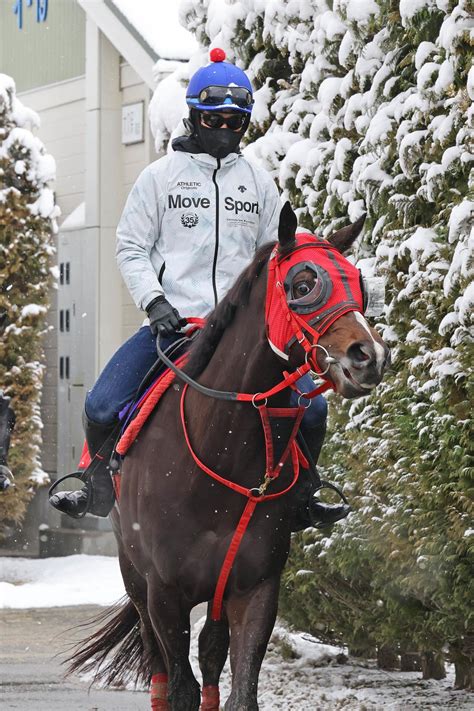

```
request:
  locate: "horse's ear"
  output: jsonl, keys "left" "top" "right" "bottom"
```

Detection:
{"left": 326, "top": 214, "right": 366, "bottom": 254}
{"left": 278, "top": 202, "right": 297, "bottom": 252}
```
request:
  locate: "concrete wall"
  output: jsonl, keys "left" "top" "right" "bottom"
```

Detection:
{"left": 119, "top": 61, "right": 158, "bottom": 340}
{"left": 19, "top": 77, "right": 87, "bottom": 481}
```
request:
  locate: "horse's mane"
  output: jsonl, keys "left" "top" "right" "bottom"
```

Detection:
{"left": 185, "top": 242, "right": 275, "bottom": 379}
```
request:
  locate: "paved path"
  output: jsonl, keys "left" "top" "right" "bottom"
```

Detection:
{"left": 1, "top": 604, "right": 206, "bottom": 710}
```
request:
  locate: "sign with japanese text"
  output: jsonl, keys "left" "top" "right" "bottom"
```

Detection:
{"left": 122, "top": 102, "right": 145, "bottom": 145}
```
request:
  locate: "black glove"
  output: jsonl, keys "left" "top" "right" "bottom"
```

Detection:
{"left": 146, "top": 296, "right": 183, "bottom": 337}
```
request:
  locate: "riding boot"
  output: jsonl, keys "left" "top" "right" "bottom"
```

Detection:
{"left": 290, "top": 424, "right": 351, "bottom": 532}
{"left": 49, "top": 413, "right": 117, "bottom": 519}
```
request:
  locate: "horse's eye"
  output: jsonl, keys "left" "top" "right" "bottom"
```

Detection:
{"left": 285, "top": 263, "right": 330, "bottom": 313}
{"left": 294, "top": 282, "right": 312, "bottom": 297}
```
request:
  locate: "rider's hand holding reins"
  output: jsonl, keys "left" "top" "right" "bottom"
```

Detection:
{"left": 146, "top": 296, "right": 183, "bottom": 337}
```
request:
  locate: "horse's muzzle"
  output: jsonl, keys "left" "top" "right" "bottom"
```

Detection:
{"left": 329, "top": 340, "right": 390, "bottom": 398}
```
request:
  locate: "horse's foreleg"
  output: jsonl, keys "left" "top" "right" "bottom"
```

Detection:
{"left": 198, "top": 602, "right": 230, "bottom": 710}
{"left": 148, "top": 578, "right": 201, "bottom": 711}
{"left": 224, "top": 574, "right": 280, "bottom": 711}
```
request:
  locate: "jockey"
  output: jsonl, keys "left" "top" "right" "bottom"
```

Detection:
{"left": 49, "top": 49, "right": 348, "bottom": 527}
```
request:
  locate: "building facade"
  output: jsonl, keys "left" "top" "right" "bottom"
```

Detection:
{"left": 0, "top": 0, "right": 192, "bottom": 552}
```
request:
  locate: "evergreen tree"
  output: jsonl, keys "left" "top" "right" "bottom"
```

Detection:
{"left": 0, "top": 74, "right": 58, "bottom": 529}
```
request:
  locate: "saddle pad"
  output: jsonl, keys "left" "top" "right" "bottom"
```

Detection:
{"left": 76, "top": 353, "right": 188, "bottom": 470}
{"left": 116, "top": 353, "right": 188, "bottom": 457}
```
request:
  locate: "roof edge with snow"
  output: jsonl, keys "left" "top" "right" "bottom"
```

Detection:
{"left": 77, "top": 0, "right": 157, "bottom": 88}
{"left": 104, "top": 0, "right": 159, "bottom": 63}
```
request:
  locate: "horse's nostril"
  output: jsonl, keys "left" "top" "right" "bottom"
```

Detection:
{"left": 347, "top": 342, "right": 373, "bottom": 366}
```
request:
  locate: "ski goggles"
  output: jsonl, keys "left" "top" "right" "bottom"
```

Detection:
{"left": 198, "top": 85, "right": 253, "bottom": 109}
{"left": 200, "top": 111, "right": 248, "bottom": 130}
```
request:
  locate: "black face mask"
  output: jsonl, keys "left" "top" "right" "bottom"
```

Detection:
{"left": 194, "top": 123, "right": 245, "bottom": 159}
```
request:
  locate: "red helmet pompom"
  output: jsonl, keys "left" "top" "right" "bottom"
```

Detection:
{"left": 210, "top": 47, "right": 226, "bottom": 63}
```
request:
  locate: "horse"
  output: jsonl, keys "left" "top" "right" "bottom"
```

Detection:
{"left": 68, "top": 203, "right": 390, "bottom": 710}
{"left": 0, "top": 391, "right": 15, "bottom": 491}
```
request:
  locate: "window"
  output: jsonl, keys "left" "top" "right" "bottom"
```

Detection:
{"left": 59, "top": 262, "right": 70, "bottom": 285}
{"left": 59, "top": 356, "right": 71, "bottom": 380}
{"left": 59, "top": 309, "right": 70, "bottom": 333}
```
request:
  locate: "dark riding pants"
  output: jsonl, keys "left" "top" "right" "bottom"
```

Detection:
{"left": 85, "top": 326, "right": 327, "bottom": 430}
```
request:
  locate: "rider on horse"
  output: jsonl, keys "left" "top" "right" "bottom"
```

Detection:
{"left": 49, "top": 49, "right": 348, "bottom": 528}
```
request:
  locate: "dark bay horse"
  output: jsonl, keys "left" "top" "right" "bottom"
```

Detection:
{"left": 0, "top": 391, "right": 15, "bottom": 491}
{"left": 69, "top": 204, "right": 389, "bottom": 710}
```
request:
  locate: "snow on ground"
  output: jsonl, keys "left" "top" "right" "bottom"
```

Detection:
{"left": 188, "top": 619, "right": 473, "bottom": 710}
{"left": 0, "top": 555, "right": 125, "bottom": 608}
{"left": 1, "top": 555, "right": 472, "bottom": 709}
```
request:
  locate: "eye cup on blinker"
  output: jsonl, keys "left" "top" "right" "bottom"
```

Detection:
{"left": 284, "top": 263, "right": 333, "bottom": 315}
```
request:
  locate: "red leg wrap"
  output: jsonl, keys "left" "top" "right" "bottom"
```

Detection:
{"left": 200, "top": 685, "right": 220, "bottom": 711}
{"left": 112, "top": 472, "right": 121, "bottom": 500}
{"left": 151, "top": 673, "right": 169, "bottom": 710}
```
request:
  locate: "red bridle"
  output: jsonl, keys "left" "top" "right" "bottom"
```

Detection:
{"left": 265, "top": 233, "right": 364, "bottom": 377}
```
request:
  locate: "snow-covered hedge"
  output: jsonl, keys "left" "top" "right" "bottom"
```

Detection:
{"left": 0, "top": 74, "right": 59, "bottom": 528}
{"left": 152, "top": 0, "right": 473, "bottom": 687}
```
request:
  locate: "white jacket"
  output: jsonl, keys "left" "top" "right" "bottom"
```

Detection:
{"left": 116, "top": 147, "right": 281, "bottom": 318}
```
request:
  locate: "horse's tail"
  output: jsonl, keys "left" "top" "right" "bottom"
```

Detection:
{"left": 66, "top": 595, "right": 151, "bottom": 687}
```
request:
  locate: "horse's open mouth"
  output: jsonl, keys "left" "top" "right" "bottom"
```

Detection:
{"left": 341, "top": 366, "right": 377, "bottom": 392}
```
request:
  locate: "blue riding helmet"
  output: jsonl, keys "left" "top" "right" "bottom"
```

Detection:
{"left": 186, "top": 48, "right": 254, "bottom": 115}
